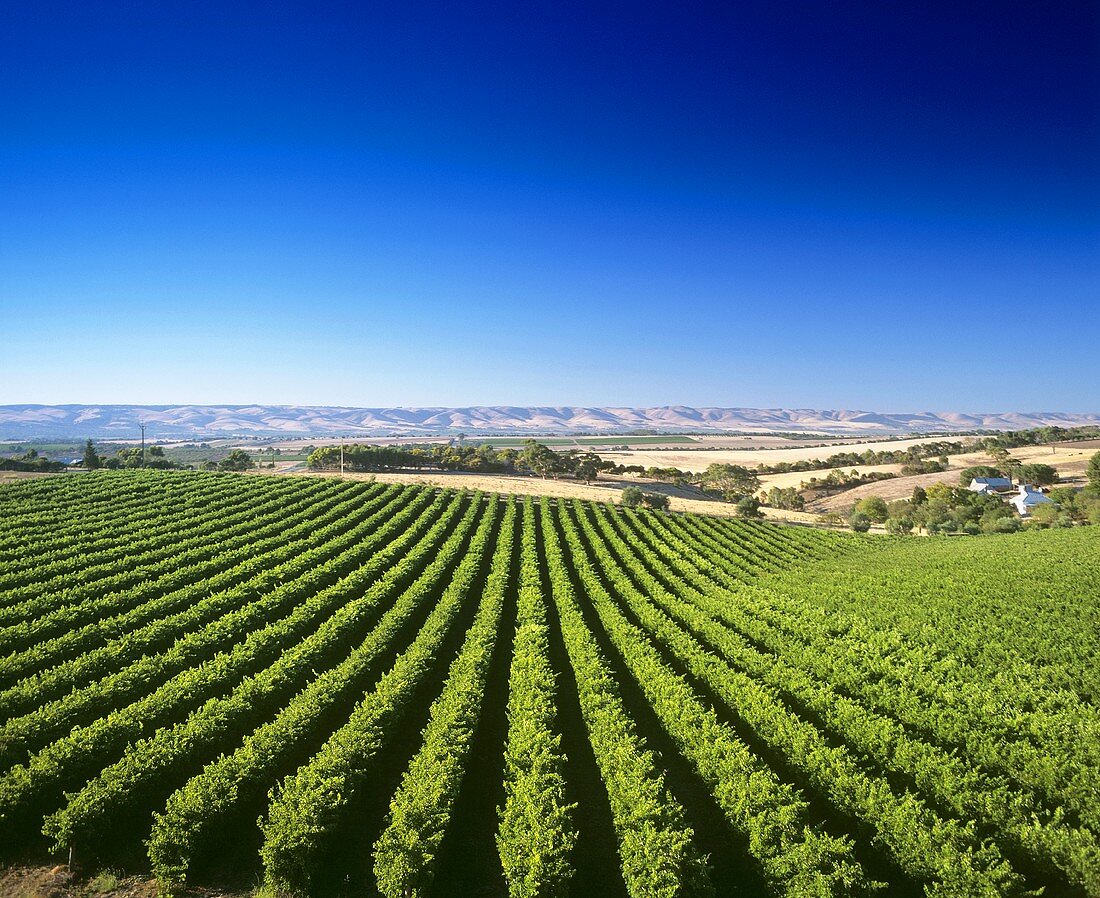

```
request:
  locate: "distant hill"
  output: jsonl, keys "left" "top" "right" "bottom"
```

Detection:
{"left": 2, "top": 405, "right": 1098, "bottom": 440}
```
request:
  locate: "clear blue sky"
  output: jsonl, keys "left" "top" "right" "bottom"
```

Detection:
{"left": 2, "top": 1, "right": 1097, "bottom": 410}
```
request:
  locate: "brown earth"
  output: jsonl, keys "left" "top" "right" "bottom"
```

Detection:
{"left": 0, "top": 865, "right": 246, "bottom": 898}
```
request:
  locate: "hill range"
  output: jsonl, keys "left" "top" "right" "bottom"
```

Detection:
{"left": 2, "top": 405, "right": 1098, "bottom": 440}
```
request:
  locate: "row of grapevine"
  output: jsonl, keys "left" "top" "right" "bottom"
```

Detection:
{"left": 40, "top": 490, "right": 472, "bottom": 859}
{"left": 0, "top": 481, "right": 408, "bottom": 711}
{"left": 0, "top": 476, "right": 338, "bottom": 649}
{"left": 537, "top": 498, "right": 711, "bottom": 898}
{"left": 496, "top": 497, "right": 576, "bottom": 898}
{"left": 0, "top": 488, "right": 447, "bottom": 839}
{"left": 567, "top": 500, "right": 1027, "bottom": 896}
{"left": 0, "top": 472, "right": 284, "bottom": 587}
{"left": 147, "top": 493, "right": 503, "bottom": 893}
{"left": 371, "top": 497, "right": 517, "bottom": 897}
{"left": 553, "top": 500, "right": 870, "bottom": 897}
{"left": 257, "top": 494, "right": 506, "bottom": 894}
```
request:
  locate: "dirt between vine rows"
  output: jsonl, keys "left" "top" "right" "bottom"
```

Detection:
{"left": 0, "top": 865, "right": 247, "bottom": 898}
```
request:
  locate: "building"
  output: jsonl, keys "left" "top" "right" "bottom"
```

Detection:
{"left": 968, "top": 476, "right": 1012, "bottom": 494}
{"left": 1011, "top": 484, "right": 1054, "bottom": 517}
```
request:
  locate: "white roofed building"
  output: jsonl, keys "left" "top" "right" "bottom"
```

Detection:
{"left": 1011, "top": 484, "right": 1053, "bottom": 516}
{"left": 969, "top": 476, "right": 1012, "bottom": 494}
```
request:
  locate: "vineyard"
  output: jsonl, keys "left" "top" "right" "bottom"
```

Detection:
{"left": 0, "top": 471, "right": 1097, "bottom": 898}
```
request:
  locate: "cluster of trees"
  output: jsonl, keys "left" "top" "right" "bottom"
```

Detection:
{"left": 754, "top": 439, "right": 969, "bottom": 475}
{"left": 980, "top": 425, "right": 1099, "bottom": 450}
{"left": 844, "top": 485, "right": 1021, "bottom": 535}
{"left": 0, "top": 449, "right": 66, "bottom": 473}
{"left": 799, "top": 468, "right": 896, "bottom": 496}
{"left": 899, "top": 457, "right": 948, "bottom": 475}
{"left": 81, "top": 440, "right": 184, "bottom": 470}
{"left": 200, "top": 449, "right": 255, "bottom": 472}
{"left": 762, "top": 486, "right": 804, "bottom": 510}
{"left": 846, "top": 454, "right": 1100, "bottom": 534}
{"left": 308, "top": 441, "right": 613, "bottom": 482}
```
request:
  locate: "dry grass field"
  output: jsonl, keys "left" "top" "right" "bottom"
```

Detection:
{"left": 294, "top": 470, "right": 824, "bottom": 525}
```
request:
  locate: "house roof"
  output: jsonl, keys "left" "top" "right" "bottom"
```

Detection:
{"left": 970, "top": 477, "right": 1011, "bottom": 488}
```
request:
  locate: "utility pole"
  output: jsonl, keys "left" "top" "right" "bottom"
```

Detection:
{"left": 139, "top": 421, "right": 146, "bottom": 468}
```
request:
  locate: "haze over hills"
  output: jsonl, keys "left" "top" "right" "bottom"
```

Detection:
{"left": 2, "top": 405, "right": 1099, "bottom": 440}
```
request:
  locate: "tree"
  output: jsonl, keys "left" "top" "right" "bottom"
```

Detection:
{"left": 734, "top": 496, "right": 763, "bottom": 519}
{"left": 885, "top": 516, "right": 913, "bottom": 535}
{"left": 83, "top": 439, "right": 102, "bottom": 470}
{"left": 1087, "top": 451, "right": 1100, "bottom": 489}
{"left": 620, "top": 486, "right": 644, "bottom": 508}
{"left": 911, "top": 486, "right": 927, "bottom": 505}
{"left": 847, "top": 512, "right": 872, "bottom": 532}
{"left": 855, "top": 496, "right": 888, "bottom": 523}
{"left": 219, "top": 450, "right": 255, "bottom": 471}
{"left": 701, "top": 463, "right": 761, "bottom": 501}
{"left": 574, "top": 455, "right": 601, "bottom": 484}
{"left": 520, "top": 440, "right": 562, "bottom": 478}
{"left": 642, "top": 492, "right": 670, "bottom": 511}
{"left": 1017, "top": 463, "right": 1057, "bottom": 486}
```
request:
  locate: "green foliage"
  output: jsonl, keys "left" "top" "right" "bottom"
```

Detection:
{"left": 0, "top": 472, "right": 1096, "bottom": 898}
{"left": 83, "top": 439, "right": 102, "bottom": 470}
{"left": 734, "top": 496, "right": 763, "bottom": 519}
{"left": 1089, "top": 451, "right": 1100, "bottom": 488}
{"left": 1017, "top": 463, "right": 1058, "bottom": 486}
{"left": 854, "top": 496, "right": 888, "bottom": 523}
{"left": 700, "top": 463, "right": 761, "bottom": 501}
{"left": 620, "top": 486, "right": 644, "bottom": 508}
{"left": 763, "top": 486, "right": 804, "bottom": 510}
{"left": 884, "top": 516, "right": 913, "bottom": 535}
{"left": 847, "top": 512, "right": 872, "bottom": 532}
{"left": 217, "top": 449, "right": 254, "bottom": 471}
{"left": 641, "top": 492, "right": 670, "bottom": 511}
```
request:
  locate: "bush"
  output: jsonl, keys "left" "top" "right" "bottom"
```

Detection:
{"left": 620, "top": 486, "right": 644, "bottom": 508}
{"left": 641, "top": 492, "right": 671, "bottom": 511}
{"left": 885, "top": 516, "right": 913, "bottom": 535}
{"left": 734, "top": 497, "right": 763, "bottom": 519}
{"left": 848, "top": 512, "right": 872, "bottom": 533}
{"left": 855, "top": 496, "right": 888, "bottom": 523}
{"left": 984, "top": 516, "right": 1020, "bottom": 534}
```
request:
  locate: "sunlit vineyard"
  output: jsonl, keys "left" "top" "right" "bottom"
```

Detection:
{"left": 0, "top": 472, "right": 1097, "bottom": 898}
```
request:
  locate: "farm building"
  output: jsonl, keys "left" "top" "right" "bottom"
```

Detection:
{"left": 968, "top": 476, "right": 1012, "bottom": 494}
{"left": 1010, "top": 484, "right": 1054, "bottom": 516}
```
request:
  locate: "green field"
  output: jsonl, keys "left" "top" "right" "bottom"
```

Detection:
{"left": 0, "top": 472, "right": 1096, "bottom": 897}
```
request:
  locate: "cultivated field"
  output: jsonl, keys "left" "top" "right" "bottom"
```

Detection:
{"left": 0, "top": 472, "right": 1097, "bottom": 898}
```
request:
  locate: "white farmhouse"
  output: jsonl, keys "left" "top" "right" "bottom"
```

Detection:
{"left": 1011, "top": 484, "right": 1053, "bottom": 517}
{"left": 969, "top": 476, "right": 1012, "bottom": 494}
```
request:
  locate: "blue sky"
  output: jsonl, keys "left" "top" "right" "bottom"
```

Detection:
{"left": 2, "top": 1, "right": 1097, "bottom": 410}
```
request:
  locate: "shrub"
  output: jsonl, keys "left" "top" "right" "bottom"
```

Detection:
{"left": 848, "top": 512, "right": 872, "bottom": 533}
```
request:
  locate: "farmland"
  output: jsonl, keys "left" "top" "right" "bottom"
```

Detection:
{"left": 0, "top": 472, "right": 1097, "bottom": 898}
